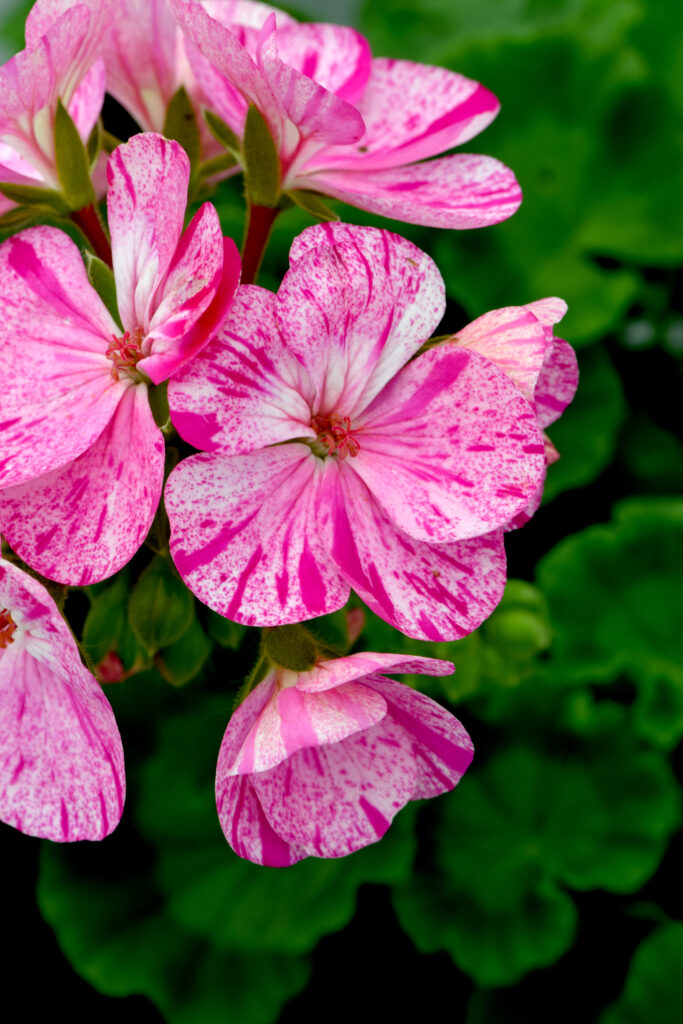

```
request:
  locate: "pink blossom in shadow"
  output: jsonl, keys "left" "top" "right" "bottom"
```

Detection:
{"left": 0, "top": 0, "right": 113, "bottom": 214}
{"left": 449, "top": 297, "right": 578, "bottom": 529}
{"left": 216, "top": 651, "right": 473, "bottom": 865}
{"left": 0, "top": 132, "right": 240, "bottom": 585}
{"left": 0, "top": 557, "right": 125, "bottom": 840}
{"left": 168, "top": 0, "right": 521, "bottom": 229}
{"left": 166, "top": 223, "right": 547, "bottom": 640}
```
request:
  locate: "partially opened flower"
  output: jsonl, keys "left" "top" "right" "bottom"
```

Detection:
{"left": 169, "top": 0, "right": 521, "bottom": 229}
{"left": 0, "top": 132, "right": 240, "bottom": 585}
{"left": 216, "top": 651, "right": 473, "bottom": 865}
{"left": 0, "top": 557, "right": 125, "bottom": 840}
{"left": 0, "top": 0, "right": 112, "bottom": 214}
{"left": 165, "top": 222, "right": 546, "bottom": 640}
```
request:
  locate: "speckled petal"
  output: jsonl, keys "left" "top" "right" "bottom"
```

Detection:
{"left": 452, "top": 305, "right": 548, "bottom": 402}
{"left": 272, "top": 22, "right": 371, "bottom": 105}
{"left": 0, "top": 559, "right": 125, "bottom": 841}
{"left": 166, "top": 445, "right": 348, "bottom": 625}
{"left": 0, "top": 385, "right": 164, "bottom": 585}
{"left": 168, "top": 284, "right": 315, "bottom": 452}
{"left": 534, "top": 338, "right": 579, "bottom": 430}
{"left": 320, "top": 463, "right": 507, "bottom": 641}
{"left": 295, "top": 652, "right": 454, "bottom": 693}
{"left": 354, "top": 345, "right": 547, "bottom": 543}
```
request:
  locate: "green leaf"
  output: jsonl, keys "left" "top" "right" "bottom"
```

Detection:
{"left": 81, "top": 573, "right": 129, "bottom": 665}
{"left": 156, "top": 617, "right": 213, "bottom": 687}
{"left": 203, "top": 109, "right": 241, "bottom": 156}
{"left": 537, "top": 498, "right": 683, "bottom": 686}
{"left": 601, "top": 922, "right": 683, "bottom": 1024}
{"left": 543, "top": 347, "right": 626, "bottom": 502}
{"left": 0, "top": 182, "right": 69, "bottom": 216}
{"left": 394, "top": 714, "right": 679, "bottom": 986}
{"left": 287, "top": 190, "right": 340, "bottom": 222}
{"left": 242, "top": 103, "right": 280, "bottom": 207}
{"left": 206, "top": 610, "right": 247, "bottom": 649}
{"left": 163, "top": 86, "right": 201, "bottom": 172}
{"left": 83, "top": 251, "right": 123, "bottom": 331}
{"left": 128, "top": 555, "right": 194, "bottom": 655}
{"left": 54, "top": 98, "right": 96, "bottom": 210}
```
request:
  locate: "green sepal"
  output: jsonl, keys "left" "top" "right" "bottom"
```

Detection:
{"left": 81, "top": 573, "right": 129, "bottom": 666}
{"left": 163, "top": 86, "right": 201, "bottom": 173}
{"left": 197, "top": 152, "right": 238, "bottom": 181}
{"left": 0, "top": 182, "right": 69, "bottom": 216}
{"left": 148, "top": 381, "right": 170, "bottom": 431}
{"left": 206, "top": 610, "right": 247, "bottom": 649}
{"left": 0, "top": 205, "right": 39, "bottom": 235}
{"left": 262, "top": 623, "right": 319, "bottom": 672}
{"left": 54, "top": 98, "right": 96, "bottom": 211}
{"left": 86, "top": 119, "right": 102, "bottom": 170}
{"left": 242, "top": 103, "right": 280, "bottom": 207}
{"left": 102, "top": 130, "right": 123, "bottom": 154}
{"left": 203, "top": 109, "right": 241, "bottom": 157}
{"left": 287, "top": 190, "right": 339, "bottom": 222}
{"left": 156, "top": 617, "right": 213, "bottom": 687}
{"left": 128, "top": 554, "right": 194, "bottom": 655}
{"left": 83, "top": 251, "right": 123, "bottom": 331}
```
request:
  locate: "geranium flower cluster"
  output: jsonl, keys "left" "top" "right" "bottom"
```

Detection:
{"left": 0, "top": 0, "right": 577, "bottom": 864}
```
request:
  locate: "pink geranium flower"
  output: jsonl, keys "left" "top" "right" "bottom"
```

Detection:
{"left": 0, "top": 132, "right": 240, "bottom": 585}
{"left": 165, "top": 223, "right": 546, "bottom": 640}
{"left": 0, "top": 0, "right": 112, "bottom": 214}
{"left": 216, "top": 651, "right": 473, "bottom": 865}
{"left": 0, "top": 557, "right": 125, "bottom": 840}
{"left": 168, "top": 0, "right": 521, "bottom": 229}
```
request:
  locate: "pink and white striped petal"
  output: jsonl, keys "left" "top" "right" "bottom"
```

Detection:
{"left": 0, "top": 228, "right": 122, "bottom": 488}
{"left": 308, "top": 59, "right": 499, "bottom": 174}
{"left": 67, "top": 57, "right": 106, "bottom": 142}
{"left": 0, "top": 386, "right": 164, "bottom": 585}
{"left": 320, "top": 464, "right": 507, "bottom": 641}
{"left": 452, "top": 305, "right": 548, "bottom": 402}
{"left": 272, "top": 22, "right": 371, "bottom": 106}
{"left": 355, "top": 346, "right": 546, "bottom": 543}
{"left": 0, "top": 559, "right": 125, "bottom": 841}
{"left": 534, "top": 338, "right": 579, "bottom": 430}
{"left": 277, "top": 228, "right": 444, "bottom": 417}
{"left": 310, "top": 152, "right": 522, "bottom": 230}
{"left": 295, "top": 652, "right": 454, "bottom": 693}
{"left": 166, "top": 446, "right": 349, "bottom": 625}
{"left": 362, "top": 675, "right": 474, "bottom": 799}
{"left": 250, "top": 718, "right": 418, "bottom": 859}
{"left": 228, "top": 680, "right": 387, "bottom": 775}
{"left": 107, "top": 134, "right": 190, "bottom": 334}
{"left": 168, "top": 285, "right": 315, "bottom": 452}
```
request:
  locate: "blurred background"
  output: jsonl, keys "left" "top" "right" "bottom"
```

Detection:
{"left": 2, "top": 0, "right": 682, "bottom": 1021}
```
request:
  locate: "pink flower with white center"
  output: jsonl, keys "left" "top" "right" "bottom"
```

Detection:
{"left": 165, "top": 223, "right": 547, "bottom": 641}
{"left": 0, "top": 557, "right": 125, "bottom": 840}
{"left": 0, "top": 0, "right": 112, "bottom": 215}
{"left": 168, "top": 0, "right": 521, "bottom": 229}
{"left": 0, "top": 132, "right": 240, "bottom": 586}
{"left": 217, "top": 651, "right": 473, "bottom": 865}
{"left": 448, "top": 297, "right": 579, "bottom": 529}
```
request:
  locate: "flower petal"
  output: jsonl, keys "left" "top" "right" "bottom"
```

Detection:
{"left": 278, "top": 226, "right": 445, "bottom": 416}
{"left": 0, "top": 559, "right": 125, "bottom": 841}
{"left": 0, "top": 385, "right": 164, "bottom": 585}
{"left": 0, "top": 227, "right": 122, "bottom": 488}
{"left": 452, "top": 305, "right": 548, "bottom": 402}
{"left": 107, "top": 133, "right": 190, "bottom": 333}
{"left": 295, "top": 651, "right": 455, "bottom": 693}
{"left": 251, "top": 717, "right": 417, "bottom": 859}
{"left": 67, "top": 56, "right": 105, "bottom": 142}
{"left": 168, "top": 284, "right": 315, "bottom": 452}
{"left": 270, "top": 22, "right": 371, "bottom": 106}
{"left": 355, "top": 345, "right": 546, "bottom": 543}
{"left": 308, "top": 58, "right": 499, "bottom": 173}
{"left": 310, "top": 152, "right": 522, "bottom": 230}
{"left": 363, "top": 676, "right": 474, "bottom": 799}
{"left": 166, "top": 446, "right": 348, "bottom": 625}
{"left": 535, "top": 338, "right": 579, "bottom": 430}
{"left": 320, "top": 463, "right": 507, "bottom": 641}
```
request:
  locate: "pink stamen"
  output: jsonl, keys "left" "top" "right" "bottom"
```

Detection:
{"left": 0, "top": 608, "right": 17, "bottom": 649}
{"left": 106, "top": 330, "right": 144, "bottom": 380}
{"left": 311, "top": 414, "right": 361, "bottom": 460}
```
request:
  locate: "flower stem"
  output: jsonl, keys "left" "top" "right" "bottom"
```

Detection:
{"left": 240, "top": 202, "right": 280, "bottom": 285}
{"left": 71, "top": 204, "right": 113, "bottom": 267}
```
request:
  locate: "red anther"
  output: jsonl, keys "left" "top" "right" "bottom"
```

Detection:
{"left": 311, "top": 413, "right": 361, "bottom": 459}
{"left": 0, "top": 608, "right": 17, "bottom": 649}
{"left": 106, "top": 329, "right": 144, "bottom": 380}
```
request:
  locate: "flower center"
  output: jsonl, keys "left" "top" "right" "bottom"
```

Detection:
{"left": 0, "top": 608, "right": 17, "bottom": 649}
{"left": 310, "top": 413, "right": 361, "bottom": 460}
{"left": 106, "top": 329, "right": 144, "bottom": 380}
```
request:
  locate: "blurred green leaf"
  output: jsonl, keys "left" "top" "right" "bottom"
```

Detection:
{"left": 206, "top": 609, "right": 247, "bottom": 649}
{"left": 394, "top": 712, "right": 679, "bottom": 985}
{"left": 537, "top": 498, "right": 683, "bottom": 685}
{"left": 620, "top": 415, "right": 683, "bottom": 494}
{"left": 163, "top": 86, "right": 201, "bottom": 173}
{"left": 601, "top": 922, "right": 683, "bottom": 1024}
{"left": 157, "top": 617, "right": 213, "bottom": 687}
{"left": 81, "top": 573, "right": 129, "bottom": 665}
{"left": 128, "top": 555, "right": 194, "bottom": 655}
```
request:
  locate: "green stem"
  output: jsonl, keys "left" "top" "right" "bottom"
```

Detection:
{"left": 240, "top": 202, "right": 280, "bottom": 285}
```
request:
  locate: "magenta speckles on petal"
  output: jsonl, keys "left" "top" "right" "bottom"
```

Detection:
{"left": 215, "top": 652, "right": 472, "bottom": 865}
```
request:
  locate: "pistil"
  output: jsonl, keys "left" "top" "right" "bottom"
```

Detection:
{"left": 310, "top": 414, "right": 361, "bottom": 460}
